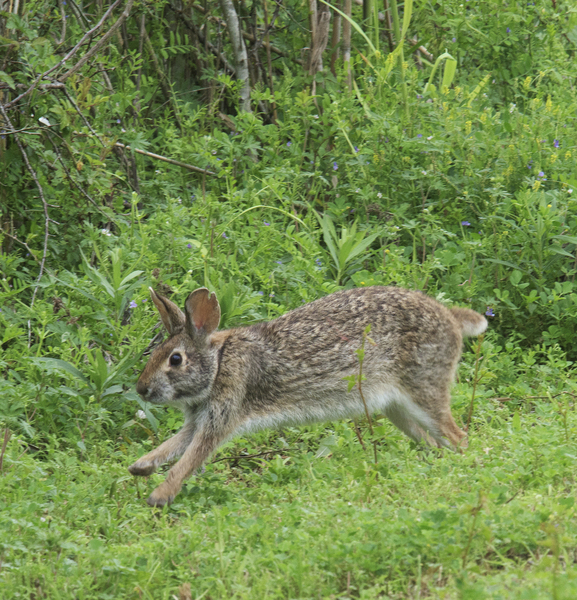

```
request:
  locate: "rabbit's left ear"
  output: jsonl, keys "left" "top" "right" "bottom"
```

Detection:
{"left": 185, "top": 288, "right": 221, "bottom": 338}
{"left": 150, "top": 288, "right": 186, "bottom": 335}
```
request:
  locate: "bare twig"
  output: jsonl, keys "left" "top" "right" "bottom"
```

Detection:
{"left": 171, "top": 2, "right": 236, "bottom": 74}
{"left": 56, "top": 0, "right": 67, "bottom": 46}
{"left": 263, "top": 0, "right": 278, "bottom": 123}
{"left": 329, "top": 0, "right": 343, "bottom": 77}
{"left": 0, "top": 83, "right": 66, "bottom": 91}
{"left": 190, "top": 2, "right": 301, "bottom": 64}
{"left": 58, "top": 0, "right": 135, "bottom": 82}
{"left": 211, "top": 448, "right": 292, "bottom": 464}
{"left": 491, "top": 392, "right": 577, "bottom": 403}
{"left": 0, "top": 428, "right": 11, "bottom": 474}
{"left": 143, "top": 29, "right": 183, "bottom": 129}
{"left": 0, "top": 125, "right": 43, "bottom": 135}
{"left": 5, "top": 0, "right": 124, "bottom": 110}
{"left": 61, "top": 87, "right": 105, "bottom": 145}
{"left": 254, "top": 0, "right": 281, "bottom": 52}
{"left": 0, "top": 231, "right": 42, "bottom": 265}
{"left": 133, "top": 13, "right": 146, "bottom": 116}
{"left": 351, "top": 418, "right": 366, "bottom": 450}
{"left": 113, "top": 142, "right": 216, "bottom": 176}
{"left": 46, "top": 132, "right": 115, "bottom": 221}
{"left": 0, "top": 102, "right": 52, "bottom": 313}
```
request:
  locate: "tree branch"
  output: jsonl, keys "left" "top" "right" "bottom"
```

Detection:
{"left": 219, "top": 0, "right": 252, "bottom": 112}
{"left": 4, "top": 0, "right": 124, "bottom": 110}
{"left": 57, "top": 0, "right": 135, "bottom": 82}
{"left": 113, "top": 142, "right": 216, "bottom": 176}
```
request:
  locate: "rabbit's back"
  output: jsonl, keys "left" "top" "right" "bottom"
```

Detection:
{"left": 262, "top": 286, "right": 462, "bottom": 375}
{"left": 225, "top": 287, "right": 469, "bottom": 433}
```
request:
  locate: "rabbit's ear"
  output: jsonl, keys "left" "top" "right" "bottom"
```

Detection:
{"left": 184, "top": 288, "right": 221, "bottom": 339}
{"left": 150, "top": 288, "right": 185, "bottom": 335}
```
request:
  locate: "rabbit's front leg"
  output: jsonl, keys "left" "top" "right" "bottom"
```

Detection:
{"left": 129, "top": 419, "right": 197, "bottom": 476}
{"left": 146, "top": 431, "right": 224, "bottom": 506}
{"left": 147, "top": 405, "right": 240, "bottom": 507}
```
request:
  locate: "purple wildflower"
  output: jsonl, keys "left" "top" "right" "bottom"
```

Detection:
{"left": 538, "top": 171, "right": 545, "bottom": 178}
{"left": 116, "top": 119, "right": 121, "bottom": 124}
{"left": 287, "top": 141, "right": 292, "bottom": 147}
{"left": 263, "top": 221, "right": 270, "bottom": 226}
{"left": 554, "top": 139, "right": 559, "bottom": 148}
{"left": 461, "top": 221, "right": 471, "bottom": 226}
{"left": 129, "top": 301, "right": 137, "bottom": 309}
{"left": 142, "top": 298, "right": 147, "bottom": 303}
{"left": 485, "top": 307, "right": 495, "bottom": 317}
{"left": 417, "top": 134, "right": 423, "bottom": 138}
{"left": 333, "top": 162, "right": 338, "bottom": 171}
{"left": 354, "top": 146, "right": 359, "bottom": 153}
{"left": 187, "top": 243, "right": 192, "bottom": 248}
{"left": 315, "top": 258, "right": 322, "bottom": 267}
{"left": 506, "top": 27, "right": 510, "bottom": 33}
{"left": 452, "top": 37, "right": 456, "bottom": 43}
{"left": 222, "top": 232, "right": 228, "bottom": 239}
{"left": 257, "top": 291, "right": 264, "bottom": 295}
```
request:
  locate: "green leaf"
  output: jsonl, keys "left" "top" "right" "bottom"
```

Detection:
{"left": 483, "top": 258, "right": 527, "bottom": 273}
{"left": 119, "top": 270, "right": 144, "bottom": 288}
{"left": 441, "top": 58, "right": 457, "bottom": 92}
{"left": 102, "top": 384, "right": 124, "bottom": 398}
{"left": 0, "top": 70, "right": 16, "bottom": 89}
{"left": 553, "top": 234, "right": 577, "bottom": 245}
{"left": 315, "top": 435, "right": 338, "bottom": 459}
{"left": 33, "top": 357, "right": 91, "bottom": 386}
{"left": 126, "top": 390, "right": 159, "bottom": 433}
{"left": 346, "top": 231, "right": 380, "bottom": 262}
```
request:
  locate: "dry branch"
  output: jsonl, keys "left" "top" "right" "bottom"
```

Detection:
{"left": 58, "top": 0, "right": 135, "bottom": 82}
{"left": 5, "top": 0, "right": 124, "bottom": 110}
{"left": 113, "top": 142, "right": 216, "bottom": 176}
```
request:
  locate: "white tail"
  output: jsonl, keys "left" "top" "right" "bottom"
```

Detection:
{"left": 450, "top": 307, "right": 488, "bottom": 337}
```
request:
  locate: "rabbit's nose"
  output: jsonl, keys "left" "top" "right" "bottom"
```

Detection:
{"left": 136, "top": 379, "right": 149, "bottom": 397}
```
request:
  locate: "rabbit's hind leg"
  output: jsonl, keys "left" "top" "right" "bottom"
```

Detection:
{"left": 408, "top": 388, "right": 468, "bottom": 450}
{"left": 384, "top": 399, "right": 444, "bottom": 448}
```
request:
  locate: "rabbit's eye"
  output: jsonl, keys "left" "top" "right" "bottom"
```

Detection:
{"left": 169, "top": 353, "right": 183, "bottom": 367}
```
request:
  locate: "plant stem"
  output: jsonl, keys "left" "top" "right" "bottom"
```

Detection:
{"left": 389, "top": 0, "right": 410, "bottom": 123}
{"left": 465, "top": 333, "right": 484, "bottom": 432}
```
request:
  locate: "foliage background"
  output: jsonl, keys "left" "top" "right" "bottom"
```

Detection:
{"left": 1, "top": 0, "right": 577, "bottom": 598}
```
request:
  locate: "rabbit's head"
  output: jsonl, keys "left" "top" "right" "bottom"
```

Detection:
{"left": 136, "top": 288, "right": 221, "bottom": 407}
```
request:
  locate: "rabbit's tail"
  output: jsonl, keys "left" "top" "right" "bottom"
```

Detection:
{"left": 450, "top": 308, "right": 488, "bottom": 337}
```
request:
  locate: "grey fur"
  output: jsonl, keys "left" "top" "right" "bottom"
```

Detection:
{"left": 130, "top": 286, "right": 487, "bottom": 506}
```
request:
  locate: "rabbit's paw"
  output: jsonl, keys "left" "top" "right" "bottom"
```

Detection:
{"left": 128, "top": 460, "right": 157, "bottom": 476}
{"left": 147, "top": 485, "right": 175, "bottom": 508}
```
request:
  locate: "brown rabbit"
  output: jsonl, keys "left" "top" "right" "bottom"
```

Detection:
{"left": 129, "top": 286, "right": 487, "bottom": 506}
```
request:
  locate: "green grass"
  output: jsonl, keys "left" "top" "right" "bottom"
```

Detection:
{"left": 2, "top": 1, "right": 577, "bottom": 597}
{"left": 2, "top": 369, "right": 576, "bottom": 599}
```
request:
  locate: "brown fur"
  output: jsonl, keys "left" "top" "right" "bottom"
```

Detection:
{"left": 130, "top": 286, "right": 487, "bottom": 506}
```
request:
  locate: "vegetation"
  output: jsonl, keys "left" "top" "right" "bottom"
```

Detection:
{"left": 1, "top": 0, "right": 577, "bottom": 597}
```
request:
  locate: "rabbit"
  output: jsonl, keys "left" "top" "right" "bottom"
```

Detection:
{"left": 129, "top": 286, "right": 487, "bottom": 506}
